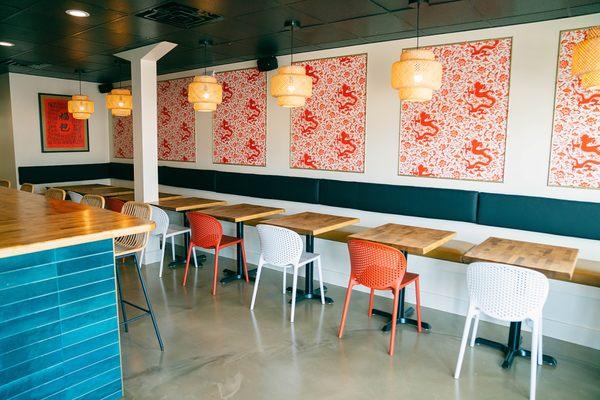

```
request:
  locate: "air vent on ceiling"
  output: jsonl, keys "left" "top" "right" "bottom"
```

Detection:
{"left": 136, "top": 2, "right": 223, "bottom": 29}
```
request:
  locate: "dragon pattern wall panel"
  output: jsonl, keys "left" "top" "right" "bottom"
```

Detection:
{"left": 112, "top": 77, "right": 196, "bottom": 162}
{"left": 290, "top": 54, "right": 367, "bottom": 172}
{"left": 213, "top": 68, "right": 267, "bottom": 166}
{"left": 548, "top": 27, "right": 600, "bottom": 190}
{"left": 398, "top": 38, "right": 512, "bottom": 182}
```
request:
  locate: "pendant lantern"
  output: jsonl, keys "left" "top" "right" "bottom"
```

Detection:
{"left": 572, "top": 26, "right": 600, "bottom": 91}
{"left": 270, "top": 20, "right": 312, "bottom": 108}
{"left": 188, "top": 40, "right": 222, "bottom": 112}
{"left": 106, "top": 61, "right": 133, "bottom": 116}
{"left": 391, "top": 0, "right": 442, "bottom": 102}
{"left": 68, "top": 70, "right": 94, "bottom": 120}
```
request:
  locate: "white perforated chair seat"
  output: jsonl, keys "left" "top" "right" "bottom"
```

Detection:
{"left": 299, "top": 252, "right": 320, "bottom": 266}
{"left": 166, "top": 225, "right": 190, "bottom": 238}
{"left": 150, "top": 205, "right": 196, "bottom": 277}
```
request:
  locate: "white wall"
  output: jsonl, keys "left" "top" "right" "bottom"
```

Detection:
{"left": 115, "top": 13, "right": 598, "bottom": 349}
{"left": 0, "top": 74, "right": 17, "bottom": 187}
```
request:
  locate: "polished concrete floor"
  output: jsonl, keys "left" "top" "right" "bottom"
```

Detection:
{"left": 116, "top": 253, "right": 600, "bottom": 399}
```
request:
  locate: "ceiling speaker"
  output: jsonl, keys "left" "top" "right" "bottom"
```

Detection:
{"left": 257, "top": 56, "right": 278, "bottom": 72}
{"left": 98, "top": 83, "right": 113, "bottom": 93}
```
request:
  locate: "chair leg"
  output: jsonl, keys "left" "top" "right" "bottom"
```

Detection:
{"left": 389, "top": 286, "right": 400, "bottom": 356}
{"left": 538, "top": 317, "right": 543, "bottom": 366}
{"left": 415, "top": 277, "right": 422, "bottom": 333}
{"left": 158, "top": 235, "right": 166, "bottom": 278}
{"left": 282, "top": 267, "right": 287, "bottom": 294}
{"left": 316, "top": 257, "right": 325, "bottom": 305}
{"left": 338, "top": 280, "right": 355, "bottom": 338}
{"left": 114, "top": 262, "right": 128, "bottom": 333}
{"left": 170, "top": 239, "right": 175, "bottom": 261}
{"left": 469, "top": 313, "right": 480, "bottom": 347}
{"left": 530, "top": 318, "right": 539, "bottom": 400}
{"left": 368, "top": 289, "right": 375, "bottom": 317}
{"left": 454, "top": 306, "right": 475, "bottom": 379}
{"left": 181, "top": 244, "right": 194, "bottom": 287}
{"left": 133, "top": 253, "right": 164, "bottom": 351}
{"left": 192, "top": 246, "right": 198, "bottom": 268}
{"left": 240, "top": 240, "right": 249, "bottom": 283}
{"left": 290, "top": 266, "right": 299, "bottom": 323}
{"left": 250, "top": 259, "right": 264, "bottom": 310}
{"left": 211, "top": 249, "right": 220, "bottom": 296}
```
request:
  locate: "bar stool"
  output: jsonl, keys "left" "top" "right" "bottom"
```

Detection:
{"left": 106, "top": 197, "right": 125, "bottom": 212}
{"left": 182, "top": 212, "right": 248, "bottom": 295}
{"left": 45, "top": 188, "right": 66, "bottom": 200}
{"left": 338, "top": 239, "right": 422, "bottom": 356}
{"left": 454, "top": 262, "right": 548, "bottom": 400}
{"left": 0, "top": 179, "right": 10, "bottom": 188}
{"left": 150, "top": 205, "right": 197, "bottom": 277}
{"left": 114, "top": 201, "right": 164, "bottom": 351}
{"left": 81, "top": 194, "right": 105, "bottom": 208}
{"left": 20, "top": 183, "right": 34, "bottom": 193}
{"left": 251, "top": 224, "right": 324, "bottom": 323}
{"left": 68, "top": 190, "right": 83, "bottom": 203}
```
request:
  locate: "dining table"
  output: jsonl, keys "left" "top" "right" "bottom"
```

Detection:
{"left": 349, "top": 223, "right": 456, "bottom": 332}
{"left": 264, "top": 211, "right": 359, "bottom": 304}
{"left": 463, "top": 236, "right": 579, "bottom": 369}
{"left": 54, "top": 184, "right": 135, "bottom": 197}
{"left": 116, "top": 192, "right": 183, "bottom": 202}
{"left": 201, "top": 203, "right": 285, "bottom": 284}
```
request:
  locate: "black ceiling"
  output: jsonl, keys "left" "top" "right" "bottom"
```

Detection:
{"left": 0, "top": 0, "right": 598, "bottom": 83}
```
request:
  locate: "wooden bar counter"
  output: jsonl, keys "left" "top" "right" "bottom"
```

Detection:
{"left": 0, "top": 187, "right": 153, "bottom": 399}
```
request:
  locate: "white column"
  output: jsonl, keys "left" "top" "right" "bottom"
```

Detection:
{"left": 115, "top": 42, "right": 177, "bottom": 203}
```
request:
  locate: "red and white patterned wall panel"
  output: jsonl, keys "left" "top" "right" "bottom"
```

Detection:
{"left": 398, "top": 38, "right": 512, "bottom": 182}
{"left": 112, "top": 77, "right": 196, "bottom": 162}
{"left": 548, "top": 27, "right": 600, "bottom": 190}
{"left": 213, "top": 68, "right": 267, "bottom": 166}
{"left": 290, "top": 54, "right": 367, "bottom": 172}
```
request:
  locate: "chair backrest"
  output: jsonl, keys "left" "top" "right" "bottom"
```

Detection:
{"left": 467, "top": 262, "right": 549, "bottom": 322}
{"left": 347, "top": 239, "right": 407, "bottom": 290}
{"left": 68, "top": 191, "right": 83, "bottom": 203}
{"left": 105, "top": 197, "right": 125, "bottom": 212}
{"left": 45, "top": 188, "right": 66, "bottom": 200}
{"left": 116, "top": 201, "right": 152, "bottom": 251}
{"left": 0, "top": 179, "right": 10, "bottom": 188}
{"left": 186, "top": 212, "right": 223, "bottom": 248}
{"left": 150, "top": 205, "right": 169, "bottom": 237}
{"left": 256, "top": 224, "right": 303, "bottom": 266}
{"left": 81, "top": 194, "right": 105, "bottom": 208}
{"left": 20, "top": 183, "right": 35, "bottom": 193}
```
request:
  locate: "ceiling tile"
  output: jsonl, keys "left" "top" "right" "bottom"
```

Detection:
{"left": 0, "top": 24, "right": 64, "bottom": 44}
{"left": 472, "top": 0, "right": 572, "bottom": 19}
{"left": 288, "top": 0, "right": 387, "bottom": 22}
{"left": 13, "top": 45, "right": 89, "bottom": 65}
{"left": 73, "top": 27, "right": 146, "bottom": 49}
{"left": 292, "top": 24, "right": 360, "bottom": 46}
{"left": 103, "top": 15, "right": 183, "bottom": 38}
{"left": 488, "top": 9, "right": 572, "bottom": 27}
{"left": 395, "top": 1, "right": 483, "bottom": 28}
{"left": 190, "top": 19, "right": 266, "bottom": 42}
{"left": 176, "top": 0, "right": 281, "bottom": 18}
{"left": 78, "top": 0, "right": 164, "bottom": 13}
{"left": 235, "top": 6, "right": 322, "bottom": 34}
{"left": 52, "top": 36, "right": 118, "bottom": 53}
{"left": 331, "top": 13, "right": 413, "bottom": 38}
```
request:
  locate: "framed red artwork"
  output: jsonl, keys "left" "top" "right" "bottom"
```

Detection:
{"left": 38, "top": 93, "right": 89, "bottom": 153}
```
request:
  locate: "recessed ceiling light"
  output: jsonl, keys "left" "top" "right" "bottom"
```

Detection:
{"left": 0, "top": 41, "right": 15, "bottom": 47}
{"left": 65, "top": 9, "right": 90, "bottom": 17}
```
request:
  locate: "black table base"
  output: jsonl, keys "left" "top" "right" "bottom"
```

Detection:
{"left": 220, "top": 221, "right": 256, "bottom": 285}
{"left": 475, "top": 321, "right": 557, "bottom": 369}
{"left": 168, "top": 211, "right": 205, "bottom": 269}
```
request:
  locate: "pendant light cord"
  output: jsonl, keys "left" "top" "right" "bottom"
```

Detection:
{"left": 78, "top": 69, "right": 82, "bottom": 95}
{"left": 204, "top": 43, "right": 207, "bottom": 76}
{"left": 290, "top": 24, "right": 294, "bottom": 64}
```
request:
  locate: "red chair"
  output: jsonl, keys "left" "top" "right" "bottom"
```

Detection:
{"left": 338, "top": 239, "right": 422, "bottom": 356}
{"left": 105, "top": 197, "right": 125, "bottom": 212}
{"left": 183, "top": 212, "right": 249, "bottom": 295}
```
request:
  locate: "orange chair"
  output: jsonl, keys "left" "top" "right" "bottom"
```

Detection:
{"left": 105, "top": 197, "right": 125, "bottom": 212}
{"left": 183, "top": 212, "right": 249, "bottom": 295}
{"left": 338, "top": 239, "right": 422, "bottom": 356}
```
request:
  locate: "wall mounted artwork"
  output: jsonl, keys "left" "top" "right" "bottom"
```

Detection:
{"left": 548, "top": 27, "right": 600, "bottom": 190}
{"left": 38, "top": 93, "right": 89, "bottom": 153}
{"left": 213, "top": 68, "right": 267, "bottom": 166}
{"left": 112, "top": 77, "right": 196, "bottom": 162}
{"left": 398, "top": 38, "right": 512, "bottom": 182}
{"left": 290, "top": 54, "right": 367, "bottom": 172}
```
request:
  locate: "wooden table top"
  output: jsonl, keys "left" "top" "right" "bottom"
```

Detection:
{"left": 87, "top": 186, "right": 134, "bottom": 197}
{"left": 463, "top": 237, "right": 579, "bottom": 280}
{"left": 0, "top": 187, "right": 154, "bottom": 259}
{"left": 51, "top": 184, "right": 110, "bottom": 192}
{"left": 115, "top": 192, "right": 183, "bottom": 202}
{"left": 263, "top": 211, "right": 359, "bottom": 236}
{"left": 152, "top": 196, "right": 226, "bottom": 212}
{"left": 201, "top": 203, "right": 285, "bottom": 223}
{"left": 348, "top": 223, "right": 457, "bottom": 255}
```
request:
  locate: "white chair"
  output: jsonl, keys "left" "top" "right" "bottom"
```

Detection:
{"left": 68, "top": 191, "right": 83, "bottom": 203}
{"left": 454, "top": 262, "right": 549, "bottom": 400}
{"left": 251, "top": 224, "right": 324, "bottom": 323}
{"left": 151, "top": 205, "right": 197, "bottom": 277}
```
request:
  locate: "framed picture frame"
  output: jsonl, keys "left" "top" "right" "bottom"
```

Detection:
{"left": 38, "top": 93, "right": 89, "bottom": 153}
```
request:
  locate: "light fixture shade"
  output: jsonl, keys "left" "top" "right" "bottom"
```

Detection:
{"left": 391, "top": 49, "right": 443, "bottom": 102}
{"left": 106, "top": 88, "right": 132, "bottom": 117}
{"left": 572, "top": 27, "right": 600, "bottom": 91}
{"left": 270, "top": 65, "right": 312, "bottom": 108}
{"left": 67, "top": 95, "right": 94, "bottom": 120}
{"left": 188, "top": 75, "right": 222, "bottom": 112}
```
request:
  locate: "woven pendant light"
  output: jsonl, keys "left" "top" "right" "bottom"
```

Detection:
{"left": 68, "top": 70, "right": 94, "bottom": 120}
{"left": 188, "top": 40, "right": 222, "bottom": 112}
{"left": 270, "top": 20, "right": 312, "bottom": 108}
{"left": 572, "top": 26, "right": 600, "bottom": 91}
{"left": 391, "top": 0, "right": 442, "bottom": 102}
{"left": 106, "top": 61, "right": 133, "bottom": 116}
